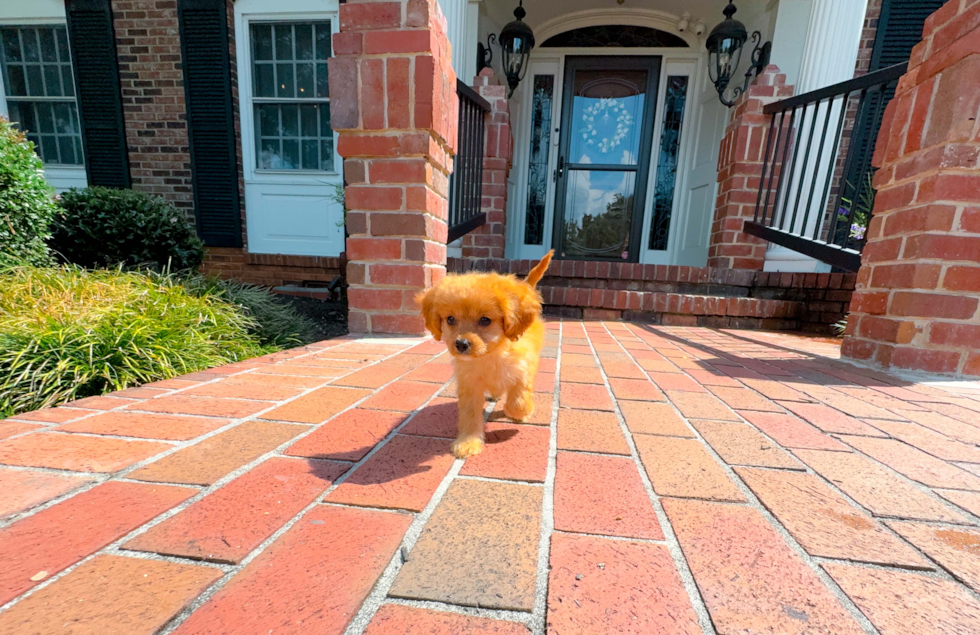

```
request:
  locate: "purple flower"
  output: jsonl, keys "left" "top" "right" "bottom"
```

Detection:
{"left": 850, "top": 223, "right": 866, "bottom": 240}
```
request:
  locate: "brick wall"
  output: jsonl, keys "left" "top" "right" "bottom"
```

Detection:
{"left": 111, "top": 0, "right": 193, "bottom": 214}
{"left": 842, "top": 0, "right": 980, "bottom": 376}
{"left": 202, "top": 248, "right": 344, "bottom": 288}
{"left": 709, "top": 66, "right": 794, "bottom": 270}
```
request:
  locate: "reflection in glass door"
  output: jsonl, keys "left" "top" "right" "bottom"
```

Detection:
{"left": 552, "top": 57, "right": 660, "bottom": 261}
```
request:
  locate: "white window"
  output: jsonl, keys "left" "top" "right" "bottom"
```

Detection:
{"left": 0, "top": 24, "right": 83, "bottom": 166}
{"left": 250, "top": 21, "right": 333, "bottom": 171}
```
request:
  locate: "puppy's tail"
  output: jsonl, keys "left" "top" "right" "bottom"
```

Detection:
{"left": 525, "top": 250, "right": 554, "bottom": 288}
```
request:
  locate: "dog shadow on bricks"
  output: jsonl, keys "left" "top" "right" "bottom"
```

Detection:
{"left": 303, "top": 400, "right": 522, "bottom": 486}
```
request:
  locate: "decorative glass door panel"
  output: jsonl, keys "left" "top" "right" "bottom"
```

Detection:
{"left": 553, "top": 57, "right": 660, "bottom": 261}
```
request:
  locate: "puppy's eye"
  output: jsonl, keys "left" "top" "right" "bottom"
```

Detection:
{"left": 446, "top": 316, "right": 456, "bottom": 326}
{"left": 479, "top": 317, "right": 492, "bottom": 327}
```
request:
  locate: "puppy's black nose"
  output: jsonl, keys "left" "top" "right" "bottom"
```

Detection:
{"left": 455, "top": 339, "right": 470, "bottom": 353}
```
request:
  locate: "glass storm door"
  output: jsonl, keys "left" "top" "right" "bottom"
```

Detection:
{"left": 552, "top": 56, "right": 660, "bottom": 262}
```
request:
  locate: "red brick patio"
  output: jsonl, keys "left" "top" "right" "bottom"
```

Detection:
{"left": 2, "top": 322, "right": 980, "bottom": 633}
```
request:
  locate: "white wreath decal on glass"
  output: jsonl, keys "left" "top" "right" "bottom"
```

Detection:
{"left": 580, "top": 98, "right": 634, "bottom": 154}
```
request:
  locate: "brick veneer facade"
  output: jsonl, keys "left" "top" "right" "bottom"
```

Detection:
{"left": 843, "top": 0, "right": 980, "bottom": 376}
{"left": 330, "top": 0, "right": 457, "bottom": 334}
{"left": 112, "top": 0, "right": 194, "bottom": 214}
{"left": 460, "top": 69, "right": 511, "bottom": 260}
{"left": 709, "top": 66, "right": 794, "bottom": 270}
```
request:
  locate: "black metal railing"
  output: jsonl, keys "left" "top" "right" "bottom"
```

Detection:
{"left": 448, "top": 79, "right": 491, "bottom": 243}
{"left": 743, "top": 62, "right": 907, "bottom": 271}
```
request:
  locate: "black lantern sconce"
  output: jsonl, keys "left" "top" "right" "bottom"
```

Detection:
{"left": 476, "top": 0, "right": 535, "bottom": 98}
{"left": 706, "top": 1, "right": 771, "bottom": 107}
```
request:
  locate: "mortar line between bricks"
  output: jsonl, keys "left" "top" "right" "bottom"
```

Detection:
{"left": 591, "top": 322, "right": 716, "bottom": 635}
{"left": 527, "top": 319, "right": 562, "bottom": 635}
{"left": 152, "top": 368, "right": 460, "bottom": 635}
{"left": 454, "top": 474, "right": 545, "bottom": 486}
{"left": 633, "top": 326, "right": 979, "bottom": 532}
{"left": 381, "top": 597, "right": 533, "bottom": 624}
{"left": 611, "top": 322, "right": 882, "bottom": 635}
{"left": 0, "top": 340, "right": 436, "bottom": 613}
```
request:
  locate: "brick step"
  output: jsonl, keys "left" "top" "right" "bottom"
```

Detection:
{"left": 539, "top": 286, "right": 803, "bottom": 329}
{"left": 448, "top": 257, "right": 855, "bottom": 332}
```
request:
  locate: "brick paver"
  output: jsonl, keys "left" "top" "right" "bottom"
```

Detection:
{"left": 3, "top": 324, "right": 980, "bottom": 633}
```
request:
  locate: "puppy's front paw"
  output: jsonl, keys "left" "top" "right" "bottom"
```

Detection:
{"left": 504, "top": 393, "right": 534, "bottom": 422}
{"left": 451, "top": 436, "right": 484, "bottom": 458}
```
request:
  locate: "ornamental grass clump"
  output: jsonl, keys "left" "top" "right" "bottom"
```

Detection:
{"left": 0, "top": 265, "right": 270, "bottom": 417}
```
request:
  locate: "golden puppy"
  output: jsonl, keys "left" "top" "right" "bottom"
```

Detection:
{"left": 418, "top": 251, "right": 554, "bottom": 458}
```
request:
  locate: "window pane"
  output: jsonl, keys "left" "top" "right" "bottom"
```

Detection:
{"left": 282, "top": 139, "right": 299, "bottom": 168}
{"left": 53, "top": 102, "right": 75, "bottom": 134}
{"left": 295, "top": 24, "right": 313, "bottom": 60}
{"left": 56, "top": 28, "right": 70, "bottom": 62}
{"left": 524, "top": 75, "right": 554, "bottom": 246}
{"left": 6, "top": 65, "right": 26, "bottom": 95}
{"left": 319, "top": 103, "right": 331, "bottom": 136}
{"left": 39, "top": 29, "right": 57, "bottom": 63}
{"left": 61, "top": 65, "right": 75, "bottom": 96}
{"left": 648, "top": 76, "right": 689, "bottom": 251}
{"left": 2, "top": 29, "right": 22, "bottom": 62}
{"left": 316, "top": 62, "right": 328, "bottom": 98}
{"left": 254, "top": 63, "right": 274, "bottom": 97}
{"left": 301, "top": 139, "right": 318, "bottom": 169}
{"left": 58, "top": 135, "right": 76, "bottom": 164}
{"left": 251, "top": 24, "right": 273, "bottom": 60}
{"left": 40, "top": 135, "right": 59, "bottom": 163}
{"left": 300, "top": 104, "right": 317, "bottom": 136}
{"left": 37, "top": 102, "right": 54, "bottom": 133}
{"left": 320, "top": 139, "right": 334, "bottom": 171}
{"left": 44, "top": 65, "right": 63, "bottom": 96}
{"left": 315, "top": 23, "right": 331, "bottom": 60}
{"left": 22, "top": 30, "right": 39, "bottom": 62}
{"left": 26, "top": 65, "right": 44, "bottom": 96}
{"left": 281, "top": 104, "right": 298, "bottom": 136}
{"left": 258, "top": 104, "right": 280, "bottom": 136}
{"left": 274, "top": 24, "right": 293, "bottom": 60}
{"left": 276, "top": 63, "right": 294, "bottom": 97}
{"left": 296, "top": 62, "right": 313, "bottom": 96}
{"left": 258, "top": 139, "right": 281, "bottom": 169}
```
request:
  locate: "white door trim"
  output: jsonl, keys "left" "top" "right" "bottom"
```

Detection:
{"left": 234, "top": 0, "right": 345, "bottom": 257}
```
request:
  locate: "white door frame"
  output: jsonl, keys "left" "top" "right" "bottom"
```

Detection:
{"left": 234, "top": 0, "right": 345, "bottom": 257}
{"left": 506, "top": 46, "right": 702, "bottom": 265}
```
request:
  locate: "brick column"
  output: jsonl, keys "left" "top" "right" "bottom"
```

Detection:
{"left": 330, "top": 0, "right": 457, "bottom": 334}
{"left": 461, "top": 69, "right": 512, "bottom": 260}
{"left": 842, "top": 0, "right": 980, "bottom": 376}
{"left": 708, "top": 66, "right": 794, "bottom": 270}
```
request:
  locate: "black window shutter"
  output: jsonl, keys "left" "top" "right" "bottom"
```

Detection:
{"left": 65, "top": 0, "right": 130, "bottom": 188}
{"left": 178, "top": 0, "right": 243, "bottom": 248}
{"left": 846, "top": 0, "right": 946, "bottom": 188}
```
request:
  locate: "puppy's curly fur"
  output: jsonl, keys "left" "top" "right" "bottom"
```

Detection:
{"left": 418, "top": 251, "right": 553, "bottom": 458}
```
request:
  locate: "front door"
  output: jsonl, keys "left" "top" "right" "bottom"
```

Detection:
{"left": 552, "top": 56, "right": 660, "bottom": 262}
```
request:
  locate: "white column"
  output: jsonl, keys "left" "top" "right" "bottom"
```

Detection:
{"left": 764, "top": 0, "right": 867, "bottom": 273}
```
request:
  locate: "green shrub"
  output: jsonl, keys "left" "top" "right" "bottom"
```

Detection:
{"left": 0, "top": 266, "right": 269, "bottom": 416}
{"left": 0, "top": 117, "right": 57, "bottom": 266}
{"left": 50, "top": 187, "right": 205, "bottom": 271}
{"left": 184, "top": 276, "right": 318, "bottom": 348}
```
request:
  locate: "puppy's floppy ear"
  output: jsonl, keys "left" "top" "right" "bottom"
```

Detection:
{"left": 502, "top": 282, "right": 542, "bottom": 341}
{"left": 416, "top": 287, "right": 442, "bottom": 341}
